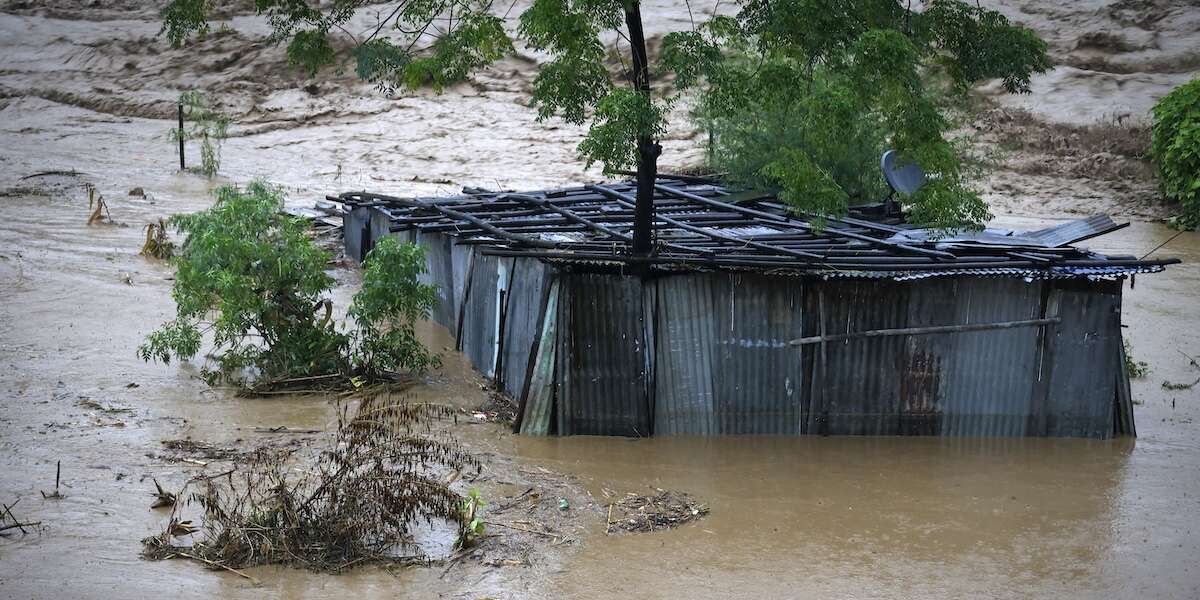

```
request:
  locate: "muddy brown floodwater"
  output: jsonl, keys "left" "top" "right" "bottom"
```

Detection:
{"left": 2, "top": 182, "right": 1198, "bottom": 600}
{"left": 2, "top": 0, "right": 1200, "bottom": 598}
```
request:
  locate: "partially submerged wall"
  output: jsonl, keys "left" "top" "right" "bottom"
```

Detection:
{"left": 348, "top": 206, "right": 1134, "bottom": 439}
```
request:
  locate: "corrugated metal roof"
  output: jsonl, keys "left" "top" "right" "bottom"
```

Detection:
{"left": 1026, "top": 215, "right": 1124, "bottom": 247}
{"left": 823, "top": 265, "right": 1168, "bottom": 281}
{"left": 335, "top": 180, "right": 1178, "bottom": 278}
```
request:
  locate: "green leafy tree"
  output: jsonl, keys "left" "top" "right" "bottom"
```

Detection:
{"left": 160, "top": 0, "right": 1047, "bottom": 240}
{"left": 1151, "top": 77, "right": 1200, "bottom": 230}
{"left": 677, "top": 0, "right": 1050, "bottom": 228}
{"left": 350, "top": 237, "right": 442, "bottom": 376}
{"left": 139, "top": 181, "right": 439, "bottom": 388}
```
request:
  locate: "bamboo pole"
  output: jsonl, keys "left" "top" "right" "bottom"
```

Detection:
{"left": 789, "top": 317, "right": 1062, "bottom": 346}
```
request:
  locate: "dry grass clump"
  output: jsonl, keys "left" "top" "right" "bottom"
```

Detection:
{"left": 142, "top": 391, "right": 479, "bottom": 573}
{"left": 975, "top": 107, "right": 1155, "bottom": 181}
{"left": 983, "top": 107, "right": 1151, "bottom": 159}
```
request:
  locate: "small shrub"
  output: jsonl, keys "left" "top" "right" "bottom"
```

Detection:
{"left": 140, "top": 219, "right": 175, "bottom": 259}
{"left": 170, "top": 91, "right": 230, "bottom": 178}
{"left": 455, "top": 488, "right": 486, "bottom": 549}
{"left": 1124, "top": 339, "right": 1149, "bottom": 379}
{"left": 138, "top": 181, "right": 439, "bottom": 389}
{"left": 1151, "top": 78, "right": 1200, "bottom": 229}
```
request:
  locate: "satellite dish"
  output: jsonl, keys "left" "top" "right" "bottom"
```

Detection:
{"left": 881, "top": 150, "right": 925, "bottom": 196}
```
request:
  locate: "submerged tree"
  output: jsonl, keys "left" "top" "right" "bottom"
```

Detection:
{"left": 161, "top": 0, "right": 1047, "bottom": 240}
{"left": 169, "top": 91, "right": 230, "bottom": 178}
{"left": 138, "top": 181, "right": 439, "bottom": 389}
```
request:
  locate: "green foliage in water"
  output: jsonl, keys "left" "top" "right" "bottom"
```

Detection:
{"left": 1124, "top": 339, "right": 1149, "bottom": 379}
{"left": 156, "top": 0, "right": 661, "bottom": 176}
{"left": 684, "top": 1, "right": 1049, "bottom": 228}
{"left": 455, "top": 488, "right": 486, "bottom": 549}
{"left": 169, "top": 91, "right": 229, "bottom": 178}
{"left": 138, "top": 181, "right": 439, "bottom": 388}
{"left": 350, "top": 237, "right": 442, "bottom": 377}
{"left": 1151, "top": 77, "right": 1200, "bottom": 230}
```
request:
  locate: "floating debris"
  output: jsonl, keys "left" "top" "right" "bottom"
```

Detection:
{"left": 150, "top": 479, "right": 176, "bottom": 509}
{"left": 159, "top": 439, "right": 243, "bottom": 462}
{"left": 607, "top": 489, "right": 709, "bottom": 534}
{"left": 142, "top": 392, "right": 478, "bottom": 573}
{"left": 0, "top": 499, "right": 41, "bottom": 536}
{"left": 41, "top": 461, "right": 66, "bottom": 500}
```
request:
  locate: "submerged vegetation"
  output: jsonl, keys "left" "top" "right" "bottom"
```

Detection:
{"left": 1125, "top": 339, "right": 1149, "bottom": 379}
{"left": 137, "top": 181, "right": 439, "bottom": 389}
{"left": 159, "top": 0, "right": 1047, "bottom": 234}
{"left": 143, "top": 392, "right": 478, "bottom": 572}
{"left": 169, "top": 91, "right": 229, "bottom": 178}
{"left": 1151, "top": 77, "right": 1200, "bottom": 230}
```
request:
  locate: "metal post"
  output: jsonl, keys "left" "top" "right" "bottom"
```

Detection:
{"left": 177, "top": 102, "right": 186, "bottom": 171}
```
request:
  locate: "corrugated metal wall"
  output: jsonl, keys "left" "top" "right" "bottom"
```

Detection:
{"left": 1039, "top": 279, "right": 1122, "bottom": 438}
{"left": 384, "top": 228, "right": 1128, "bottom": 438}
{"left": 520, "top": 279, "right": 560, "bottom": 436}
{"left": 806, "top": 280, "right": 909, "bottom": 436}
{"left": 712, "top": 274, "right": 806, "bottom": 434}
{"left": 904, "top": 279, "right": 1047, "bottom": 437}
{"left": 556, "top": 273, "right": 651, "bottom": 436}
{"left": 498, "top": 257, "right": 549, "bottom": 400}
{"left": 415, "top": 232, "right": 456, "bottom": 330}
{"left": 344, "top": 206, "right": 392, "bottom": 263}
{"left": 450, "top": 243, "right": 474, "bottom": 335}
{"left": 653, "top": 274, "right": 720, "bottom": 434}
{"left": 461, "top": 252, "right": 501, "bottom": 377}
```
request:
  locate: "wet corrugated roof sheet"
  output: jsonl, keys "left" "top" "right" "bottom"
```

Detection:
{"left": 334, "top": 177, "right": 1177, "bottom": 279}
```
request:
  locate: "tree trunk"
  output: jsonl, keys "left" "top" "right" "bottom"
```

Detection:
{"left": 623, "top": 2, "right": 660, "bottom": 256}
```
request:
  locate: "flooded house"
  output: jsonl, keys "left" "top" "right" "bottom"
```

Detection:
{"left": 337, "top": 177, "right": 1178, "bottom": 439}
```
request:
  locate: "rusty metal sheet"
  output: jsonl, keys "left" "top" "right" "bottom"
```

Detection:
{"left": 917, "top": 278, "right": 1045, "bottom": 437}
